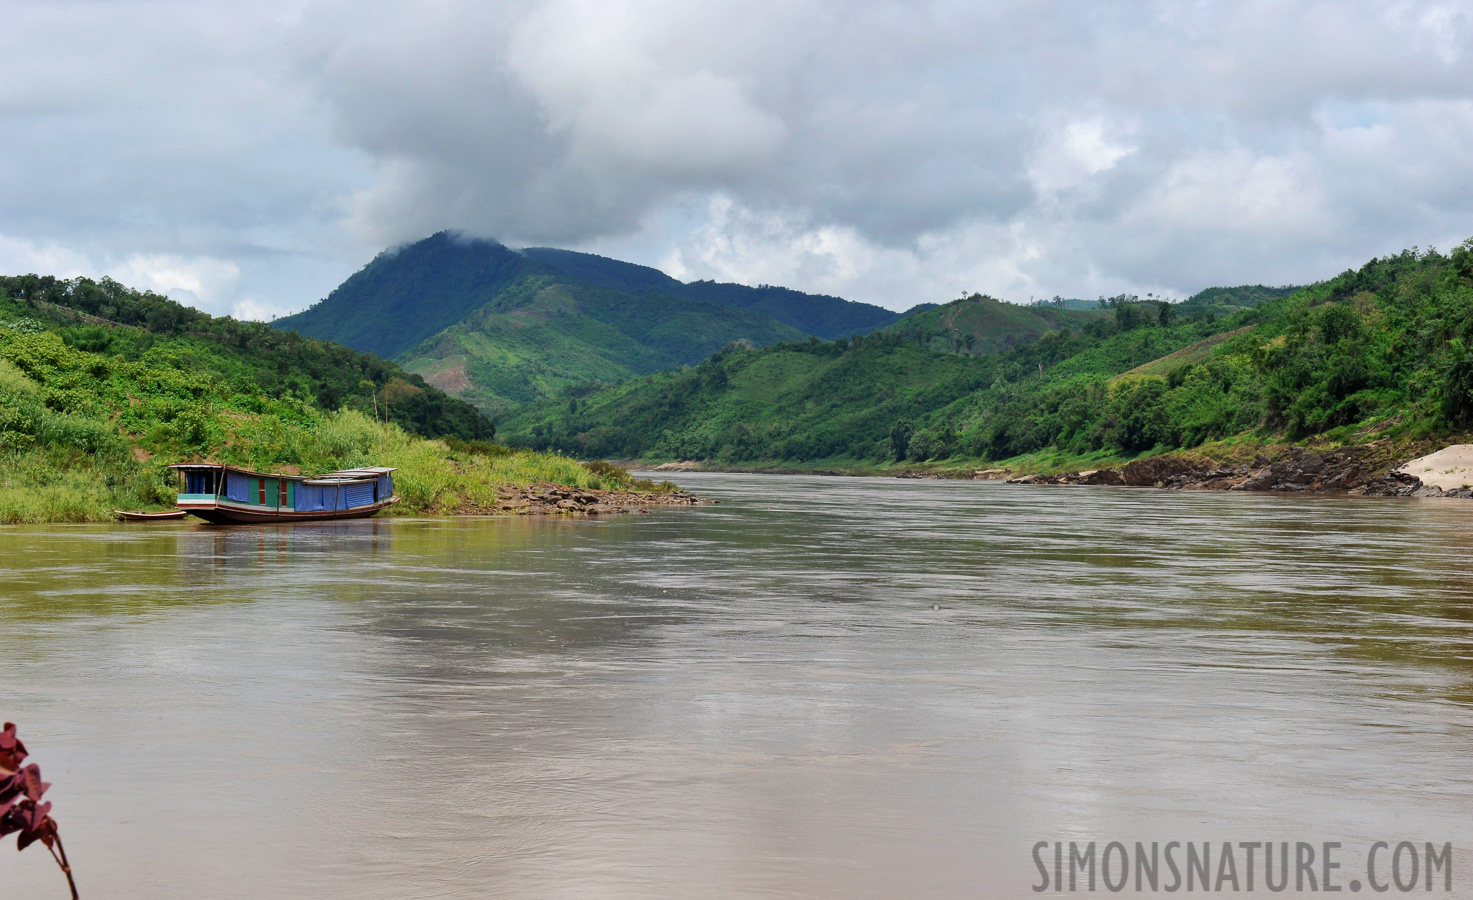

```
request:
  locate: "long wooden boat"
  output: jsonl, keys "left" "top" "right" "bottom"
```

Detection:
{"left": 169, "top": 463, "right": 399, "bottom": 524}
{"left": 115, "top": 509, "right": 189, "bottom": 521}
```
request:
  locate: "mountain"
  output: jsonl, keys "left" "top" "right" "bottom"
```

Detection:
{"left": 501, "top": 240, "right": 1473, "bottom": 467}
{"left": 275, "top": 233, "right": 908, "bottom": 417}
{"left": 275, "top": 233, "right": 537, "bottom": 360}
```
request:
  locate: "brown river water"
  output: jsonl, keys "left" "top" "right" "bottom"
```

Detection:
{"left": 2, "top": 473, "right": 1472, "bottom": 898}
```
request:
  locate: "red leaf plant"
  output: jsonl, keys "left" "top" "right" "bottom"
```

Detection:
{"left": 1, "top": 722, "right": 78, "bottom": 899}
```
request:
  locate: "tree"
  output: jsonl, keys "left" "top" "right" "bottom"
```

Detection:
{"left": 964, "top": 334, "right": 976, "bottom": 355}
{"left": 889, "top": 418, "right": 915, "bottom": 460}
{"left": 1158, "top": 303, "right": 1175, "bottom": 327}
{"left": 1442, "top": 340, "right": 1473, "bottom": 426}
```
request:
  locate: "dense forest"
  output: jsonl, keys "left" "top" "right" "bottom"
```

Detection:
{"left": 502, "top": 241, "right": 1473, "bottom": 467}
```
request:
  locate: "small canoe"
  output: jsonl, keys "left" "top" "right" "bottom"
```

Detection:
{"left": 115, "top": 509, "right": 189, "bottom": 521}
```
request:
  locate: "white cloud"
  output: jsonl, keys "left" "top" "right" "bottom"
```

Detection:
{"left": 118, "top": 254, "right": 243, "bottom": 314}
{"left": 1129, "top": 148, "right": 1330, "bottom": 234}
{"left": 1029, "top": 115, "right": 1136, "bottom": 198}
{"left": 0, "top": 235, "right": 93, "bottom": 281}
{"left": 2, "top": 0, "right": 1473, "bottom": 318}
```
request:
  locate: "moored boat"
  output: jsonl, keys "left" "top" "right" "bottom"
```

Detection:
{"left": 169, "top": 463, "right": 398, "bottom": 524}
{"left": 115, "top": 509, "right": 189, "bottom": 521}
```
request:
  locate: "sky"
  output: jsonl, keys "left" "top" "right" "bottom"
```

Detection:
{"left": 1, "top": 0, "right": 1471, "bottom": 320}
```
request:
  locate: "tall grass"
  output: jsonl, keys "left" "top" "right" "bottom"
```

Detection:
{"left": 303, "top": 410, "right": 655, "bottom": 516}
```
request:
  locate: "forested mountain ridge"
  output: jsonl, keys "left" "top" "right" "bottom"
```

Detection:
{"left": 502, "top": 240, "right": 1473, "bottom": 469}
{"left": 274, "top": 233, "right": 908, "bottom": 417}
{"left": 522, "top": 247, "right": 906, "bottom": 337}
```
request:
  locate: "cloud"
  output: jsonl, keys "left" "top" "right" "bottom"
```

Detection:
{"left": 118, "top": 254, "right": 243, "bottom": 313}
{"left": 1029, "top": 116, "right": 1137, "bottom": 199}
{"left": 2, "top": 0, "right": 1473, "bottom": 318}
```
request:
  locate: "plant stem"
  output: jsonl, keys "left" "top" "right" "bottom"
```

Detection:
{"left": 48, "top": 831, "right": 79, "bottom": 900}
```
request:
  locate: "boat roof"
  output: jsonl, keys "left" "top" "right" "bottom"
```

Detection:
{"left": 169, "top": 463, "right": 396, "bottom": 481}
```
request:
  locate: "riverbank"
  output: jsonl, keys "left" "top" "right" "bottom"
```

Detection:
{"left": 629, "top": 435, "right": 1473, "bottom": 499}
{"left": 0, "top": 409, "right": 695, "bottom": 524}
{"left": 0, "top": 314, "right": 693, "bottom": 524}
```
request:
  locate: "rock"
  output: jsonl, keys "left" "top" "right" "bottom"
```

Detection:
{"left": 1079, "top": 469, "right": 1125, "bottom": 486}
{"left": 1120, "top": 456, "right": 1211, "bottom": 487}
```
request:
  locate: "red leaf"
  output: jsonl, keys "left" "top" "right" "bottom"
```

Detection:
{"left": 0, "top": 723, "right": 25, "bottom": 777}
{"left": 20, "top": 764, "right": 49, "bottom": 802}
{"left": 0, "top": 772, "right": 23, "bottom": 805}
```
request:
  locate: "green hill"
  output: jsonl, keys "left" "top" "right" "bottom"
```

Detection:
{"left": 1179, "top": 284, "right": 1300, "bottom": 316}
{"left": 502, "top": 240, "right": 1473, "bottom": 468}
{"left": 276, "top": 234, "right": 907, "bottom": 417}
{"left": 883, "top": 293, "right": 1110, "bottom": 356}
{"left": 2, "top": 273, "right": 493, "bottom": 441}
{"left": 397, "top": 275, "right": 805, "bottom": 416}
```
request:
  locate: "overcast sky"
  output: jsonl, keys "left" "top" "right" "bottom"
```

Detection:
{"left": 2, "top": 1, "right": 1471, "bottom": 319}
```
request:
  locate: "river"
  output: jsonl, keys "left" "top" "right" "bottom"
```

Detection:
{"left": 2, "top": 474, "right": 1472, "bottom": 898}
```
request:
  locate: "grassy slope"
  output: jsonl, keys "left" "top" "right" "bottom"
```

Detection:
{"left": 0, "top": 281, "right": 657, "bottom": 523}
{"left": 504, "top": 239, "right": 1473, "bottom": 471}
{"left": 398, "top": 277, "right": 806, "bottom": 416}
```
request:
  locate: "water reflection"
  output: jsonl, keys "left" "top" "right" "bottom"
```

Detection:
{"left": 2, "top": 478, "right": 1472, "bottom": 898}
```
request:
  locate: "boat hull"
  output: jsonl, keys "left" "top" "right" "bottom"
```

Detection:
{"left": 115, "top": 509, "right": 189, "bottom": 521}
{"left": 178, "top": 497, "right": 398, "bottom": 525}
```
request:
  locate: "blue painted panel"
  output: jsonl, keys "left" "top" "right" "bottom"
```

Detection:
{"left": 295, "top": 485, "right": 325, "bottom": 512}
{"left": 225, "top": 472, "right": 250, "bottom": 503}
{"left": 345, "top": 482, "right": 375, "bottom": 508}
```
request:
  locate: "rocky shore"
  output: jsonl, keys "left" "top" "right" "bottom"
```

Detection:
{"left": 466, "top": 482, "right": 713, "bottom": 516}
{"left": 893, "top": 443, "right": 1473, "bottom": 498}
{"left": 968, "top": 445, "right": 1473, "bottom": 498}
